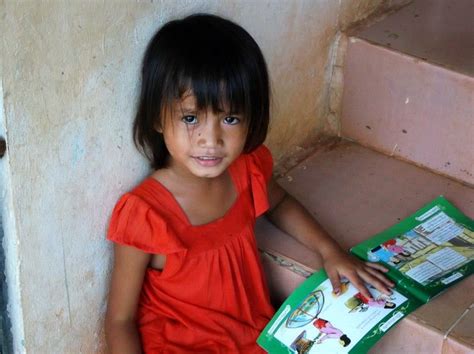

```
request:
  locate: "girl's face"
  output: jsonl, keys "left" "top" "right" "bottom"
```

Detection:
{"left": 159, "top": 93, "right": 248, "bottom": 179}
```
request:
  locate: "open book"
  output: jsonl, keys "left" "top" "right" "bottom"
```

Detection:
{"left": 258, "top": 196, "right": 474, "bottom": 353}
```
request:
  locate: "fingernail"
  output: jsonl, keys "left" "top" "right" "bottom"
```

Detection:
{"left": 333, "top": 288, "right": 340, "bottom": 295}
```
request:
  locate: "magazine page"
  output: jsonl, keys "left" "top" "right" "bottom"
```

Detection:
{"left": 257, "top": 271, "right": 421, "bottom": 354}
{"left": 351, "top": 196, "right": 474, "bottom": 303}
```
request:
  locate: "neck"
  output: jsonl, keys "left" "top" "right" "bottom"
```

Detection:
{"left": 158, "top": 163, "right": 228, "bottom": 194}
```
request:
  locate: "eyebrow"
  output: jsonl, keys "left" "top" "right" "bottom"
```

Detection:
{"left": 181, "top": 91, "right": 194, "bottom": 99}
{"left": 176, "top": 109, "right": 196, "bottom": 117}
{"left": 176, "top": 102, "right": 196, "bottom": 112}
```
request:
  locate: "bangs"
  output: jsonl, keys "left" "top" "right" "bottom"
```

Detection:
{"left": 161, "top": 36, "right": 250, "bottom": 118}
{"left": 174, "top": 74, "right": 247, "bottom": 117}
{"left": 155, "top": 14, "right": 263, "bottom": 118}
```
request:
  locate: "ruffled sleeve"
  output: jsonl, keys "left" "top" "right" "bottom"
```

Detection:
{"left": 246, "top": 144, "right": 274, "bottom": 217}
{"left": 107, "top": 194, "right": 185, "bottom": 254}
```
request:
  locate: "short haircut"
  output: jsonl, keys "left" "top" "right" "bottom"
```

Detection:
{"left": 133, "top": 13, "right": 270, "bottom": 169}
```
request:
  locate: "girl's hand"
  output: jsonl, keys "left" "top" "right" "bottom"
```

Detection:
{"left": 265, "top": 179, "right": 394, "bottom": 299}
{"left": 322, "top": 248, "right": 395, "bottom": 299}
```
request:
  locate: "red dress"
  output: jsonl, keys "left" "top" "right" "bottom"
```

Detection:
{"left": 107, "top": 145, "right": 275, "bottom": 353}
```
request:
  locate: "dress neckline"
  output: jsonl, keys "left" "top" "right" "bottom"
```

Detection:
{"left": 145, "top": 162, "right": 242, "bottom": 228}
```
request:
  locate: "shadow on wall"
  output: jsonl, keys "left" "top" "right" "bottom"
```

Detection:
{"left": 0, "top": 217, "right": 13, "bottom": 354}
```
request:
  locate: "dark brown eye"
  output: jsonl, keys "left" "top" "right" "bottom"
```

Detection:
{"left": 223, "top": 116, "right": 240, "bottom": 125}
{"left": 182, "top": 115, "right": 198, "bottom": 125}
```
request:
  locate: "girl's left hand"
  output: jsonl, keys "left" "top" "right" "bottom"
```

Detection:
{"left": 265, "top": 180, "right": 395, "bottom": 299}
{"left": 322, "top": 248, "right": 395, "bottom": 299}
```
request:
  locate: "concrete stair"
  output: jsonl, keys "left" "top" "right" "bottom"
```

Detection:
{"left": 257, "top": 1, "right": 474, "bottom": 352}
{"left": 341, "top": 0, "right": 474, "bottom": 186}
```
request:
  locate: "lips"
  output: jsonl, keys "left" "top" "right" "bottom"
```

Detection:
{"left": 193, "top": 156, "right": 223, "bottom": 167}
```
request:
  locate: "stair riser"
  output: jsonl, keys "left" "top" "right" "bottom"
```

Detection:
{"left": 341, "top": 38, "right": 474, "bottom": 185}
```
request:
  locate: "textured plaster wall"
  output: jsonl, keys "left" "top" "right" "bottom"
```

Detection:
{"left": 1, "top": 0, "right": 407, "bottom": 352}
{"left": 1, "top": 59, "right": 24, "bottom": 353}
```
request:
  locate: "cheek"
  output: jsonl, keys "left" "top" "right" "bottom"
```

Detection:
{"left": 162, "top": 132, "right": 180, "bottom": 157}
{"left": 163, "top": 125, "right": 195, "bottom": 149}
{"left": 230, "top": 124, "right": 248, "bottom": 141}
{"left": 238, "top": 128, "right": 249, "bottom": 148}
{"left": 225, "top": 128, "right": 247, "bottom": 149}
{"left": 228, "top": 129, "right": 248, "bottom": 157}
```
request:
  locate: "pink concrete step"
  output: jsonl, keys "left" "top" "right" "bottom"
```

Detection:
{"left": 340, "top": 0, "right": 474, "bottom": 186}
{"left": 256, "top": 141, "right": 474, "bottom": 353}
{"left": 356, "top": 0, "right": 474, "bottom": 76}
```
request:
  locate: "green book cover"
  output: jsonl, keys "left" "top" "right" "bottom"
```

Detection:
{"left": 350, "top": 196, "right": 474, "bottom": 303}
{"left": 258, "top": 196, "right": 473, "bottom": 353}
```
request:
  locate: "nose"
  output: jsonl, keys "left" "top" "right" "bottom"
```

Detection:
{"left": 197, "top": 116, "right": 223, "bottom": 148}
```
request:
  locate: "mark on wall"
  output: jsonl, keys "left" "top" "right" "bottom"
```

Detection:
{"left": 61, "top": 234, "right": 73, "bottom": 327}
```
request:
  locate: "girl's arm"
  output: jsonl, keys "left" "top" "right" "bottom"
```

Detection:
{"left": 105, "top": 244, "right": 151, "bottom": 354}
{"left": 265, "top": 179, "right": 394, "bottom": 299}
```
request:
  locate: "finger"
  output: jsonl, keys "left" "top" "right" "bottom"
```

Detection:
{"left": 364, "top": 267, "right": 395, "bottom": 288}
{"left": 348, "top": 275, "right": 373, "bottom": 300}
{"left": 343, "top": 269, "right": 373, "bottom": 299}
{"left": 358, "top": 270, "right": 392, "bottom": 295}
{"left": 326, "top": 269, "right": 342, "bottom": 295}
{"left": 365, "top": 261, "right": 389, "bottom": 273}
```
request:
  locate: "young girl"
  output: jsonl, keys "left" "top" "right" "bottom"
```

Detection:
{"left": 105, "top": 13, "right": 393, "bottom": 353}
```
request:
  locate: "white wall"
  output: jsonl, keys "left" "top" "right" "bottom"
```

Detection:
{"left": 0, "top": 1, "right": 408, "bottom": 352}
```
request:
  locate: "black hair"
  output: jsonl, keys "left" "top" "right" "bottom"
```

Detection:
{"left": 133, "top": 13, "right": 270, "bottom": 169}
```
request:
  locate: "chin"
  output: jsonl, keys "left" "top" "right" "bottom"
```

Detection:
{"left": 193, "top": 168, "right": 226, "bottom": 179}
{"left": 189, "top": 159, "right": 230, "bottom": 179}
